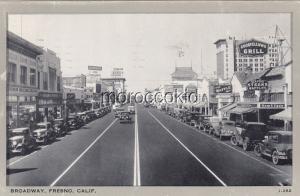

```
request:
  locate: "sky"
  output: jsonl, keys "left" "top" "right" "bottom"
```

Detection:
{"left": 8, "top": 14, "right": 291, "bottom": 91}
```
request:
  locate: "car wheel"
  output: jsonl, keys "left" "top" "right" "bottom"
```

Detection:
{"left": 20, "top": 147, "right": 27, "bottom": 155}
{"left": 231, "top": 136, "right": 238, "bottom": 146}
{"left": 254, "top": 145, "right": 262, "bottom": 157}
{"left": 272, "top": 150, "right": 282, "bottom": 165}
{"left": 243, "top": 141, "right": 249, "bottom": 151}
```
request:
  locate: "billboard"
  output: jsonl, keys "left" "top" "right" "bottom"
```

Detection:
{"left": 214, "top": 85, "right": 232, "bottom": 93}
{"left": 111, "top": 68, "right": 124, "bottom": 77}
{"left": 88, "top": 66, "right": 102, "bottom": 71}
{"left": 247, "top": 79, "right": 268, "bottom": 90}
{"left": 239, "top": 39, "right": 268, "bottom": 57}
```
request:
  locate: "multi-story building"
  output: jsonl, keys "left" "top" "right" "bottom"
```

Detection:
{"left": 215, "top": 36, "right": 281, "bottom": 80}
{"left": 62, "top": 74, "right": 86, "bottom": 88}
{"left": 36, "top": 48, "right": 63, "bottom": 121}
{"left": 7, "top": 32, "right": 44, "bottom": 128}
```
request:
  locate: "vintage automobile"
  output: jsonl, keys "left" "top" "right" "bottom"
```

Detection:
{"left": 196, "top": 115, "right": 212, "bottom": 132}
{"left": 128, "top": 105, "right": 135, "bottom": 114}
{"left": 32, "top": 122, "right": 56, "bottom": 144}
{"left": 67, "top": 115, "right": 84, "bottom": 130}
{"left": 119, "top": 112, "right": 132, "bottom": 123}
{"left": 53, "top": 118, "right": 68, "bottom": 136}
{"left": 213, "top": 120, "right": 236, "bottom": 140}
{"left": 8, "top": 127, "right": 36, "bottom": 155}
{"left": 254, "top": 131, "right": 292, "bottom": 165}
{"left": 114, "top": 108, "right": 125, "bottom": 118}
{"left": 95, "top": 109, "right": 104, "bottom": 118}
{"left": 230, "top": 122, "right": 268, "bottom": 151}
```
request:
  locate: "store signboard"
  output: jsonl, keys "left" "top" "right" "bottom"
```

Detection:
{"left": 259, "top": 103, "right": 285, "bottom": 109}
{"left": 247, "top": 79, "right": 268, "bottom": 90}
{"left": 66, "top": 93, "right": 75, "bottom": 100}
{"left": 239, "top": 39, "right": 268, "bottom": 56}
{"left": 214, "top": 85, "right": 232, "bottom": 93}
{"left": 88, "top": 66, "right": 102, "bottom": 71}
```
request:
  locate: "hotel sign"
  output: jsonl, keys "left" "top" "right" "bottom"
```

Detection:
{"left": 239, "top": 39, "right": 268, "bottom": 57}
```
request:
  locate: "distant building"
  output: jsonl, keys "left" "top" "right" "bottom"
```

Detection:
{"left": 63, "top": 74, "right": 86, "bottom": 88}
{"left": 214, "top": 36, "right": 281, "bottom": 80}
{"left": 171, "top": 66, "right": 198, "bottom": 81}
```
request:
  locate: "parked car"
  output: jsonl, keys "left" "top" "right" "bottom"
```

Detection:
{"left": 119, "top": 112, "right": 132, "bottom": 123}
{"left": 213, "top": 120, "right": 236, "bottom": 140}
{"left": 128, "top": 105, "right": 135, "bottom": 114}
{"left": 95, "top": 109, "right": 104, "bottom": 118}
{"left": 67, "top": 115, "right": 84, "bottom": 130}
{"left": 32, "top": 122, "right": 56, "bottom": 145}
{"left": 254, "top": 131, "right": 292, "bottom": 165}
{"left": 7, "top": 127, "right": 36, "bottom": 155}
{"left": 231, "top": 122, "right": 268, "bottom": 151}
{"left": 53, "top": 118, "right": 68, "bottom": 136}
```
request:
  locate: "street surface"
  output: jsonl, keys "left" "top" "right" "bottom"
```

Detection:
{"left": 7, "top": 104, "right": 292, "bottom": 186}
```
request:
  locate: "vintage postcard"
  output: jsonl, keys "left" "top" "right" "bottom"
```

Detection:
{"left": 0, "top": 1, "right": 299, "bottom": 196}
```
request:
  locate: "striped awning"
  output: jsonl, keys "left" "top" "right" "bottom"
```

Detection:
{"left": 270, "top": 107, "right": 292, "bottom": 121}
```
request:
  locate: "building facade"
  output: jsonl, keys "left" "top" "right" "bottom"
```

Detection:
{"left": 215, "top": 36, "right": 281, "bottom": 80}
{"left": 36, "top": 48, "right": 63, "bottom": 121}
{"left": 62, "top": 74, "right": 86, "bottom": 88}
{"left": 7, "top": 32, "right": 44, "bottom": 128}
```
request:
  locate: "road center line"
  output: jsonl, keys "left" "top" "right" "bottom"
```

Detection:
{"left": 148, "top": 111, "right": 227, "bottom": 187}
{"left": 50, "top": 118, "right": 117, "bottom": 186}
{"left": 155, "top": 110, "right": 290, "bottom": 176}
{"left": 133, "top": 104, "right": 141, "bottom": 186}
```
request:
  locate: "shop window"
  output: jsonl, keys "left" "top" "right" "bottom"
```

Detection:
{"left": 30, "top": 68, "right": 36, "bottom": 86}
{"left": 8, "top": 62, "right": 16, "bottom": 83}
{"left": 20, "top": 65, "right": 27, "bottom": 85}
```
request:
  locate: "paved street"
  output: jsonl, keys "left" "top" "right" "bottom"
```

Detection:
{"left": 7, "top": 104, "right": 292, "bottom": 186}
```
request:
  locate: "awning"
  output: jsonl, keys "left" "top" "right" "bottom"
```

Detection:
{"left": 229, "top": 106, "right": 255, "bottom": 114}
{"left": 270, "top": 107, "right": 292, "bottom": 121}
{"left": 218, "top": 103, "right": 237, "bottom": 112}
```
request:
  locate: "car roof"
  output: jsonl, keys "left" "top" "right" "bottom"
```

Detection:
{"left": 11, "top": 127, "right": 29, "bottom": 132}
{"left": 268, "top": 131, "right": 292, "bottom": 135}
{"left": 245, "top": 122, "right": 266, "bottom": 125}
{"left": 37, "top": 122, "right": 50, "bottom": 125}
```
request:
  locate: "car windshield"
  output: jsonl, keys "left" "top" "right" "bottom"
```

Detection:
{"left": 10, "top": 131, "right": 25, "bottom": 137}
{"left": 281, "top": 135, "right": 292, "bottom": 144}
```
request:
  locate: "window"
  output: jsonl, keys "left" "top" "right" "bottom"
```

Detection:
{"left": 249, "top": 59, "right": 253, "bottom": 62}
{"left": 255, "top": 68, "right": 258, "bottom": 72}
{"left": 38, "top": 71, "right": 40, "bottom": 89}
{"left": 239, "top": 68, "right": 242, "bottom": 71}
{"left": 250, "top": 64, "right": 253, "bottom": 67}
{"left": 49, "top": 67, "right": 56, "bottom": 91}
{"left": 239, "top": 64, "right": 242, "bottom": 67}
{"left": 8, "top": 62, "right": 16, "bottom": 83}
{"left": 20, "top": 66, "right": 27, "bottom": 85}
{"left": 239, "top": 59, "right": 242, "bottom": 62}
{"left": 30, "top": 68, "right": 36, "bottom": 86}
{"left": 43, "top": 72, "right": 48, "bottom": 90}
{"left": 57, "top": 76, "right": 61, "bottom": 91}
{"left": 255, "top": 59, "right": 258, "bottom": 62}
{"left": 255, "top": 64, "right": 258, "bottom": 67}
{"left": 243, "top": 59, "right": 247, "bottom": 62}
{"left": 260, "top": 63, "right": 264, "bottom": 67}
{"left": 260, "top": 59, "right": 263, "bottom": 62}
{"left": 260, "top": 68, "right": 264, "bottom": 71}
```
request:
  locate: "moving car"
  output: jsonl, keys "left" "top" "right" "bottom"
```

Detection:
{"left": 254, "top": 131, "right": 292, "bottom": 165}
{"left": 119, "top": 111, "right": 132, "bottom": 123}
{"left": 230, "top": 122, "right": 268, "bottom": 151}
{"left": 128, "top": 105, "right": 135, "bottom": 114}
{"left": 8, "top": 127, "right": 36, "bottom": 155}
{"left": 32, "top": 122, "right": 56, "bottom": 145}
{"left": 114, "top": 108, "right": 125, "bottom": 118}
{"left": 213, "top": 120, "right": 236, "bottom": 140}
{"left": 53, "top": 118, "right": 68, "bottom": 136}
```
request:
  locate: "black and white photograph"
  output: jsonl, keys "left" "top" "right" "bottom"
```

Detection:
{"left": 5, "top": 13, "right": 292, "bottom": 187}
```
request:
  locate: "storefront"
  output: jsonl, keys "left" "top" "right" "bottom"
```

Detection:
{"left": 7, "top": 86, "right": 38, "bottom": 129}
{"left": 37, "top": 92, "right": 63, "bottom": 122}
{"left": 270, "top": 107, "right": 292, "bottom": 131}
